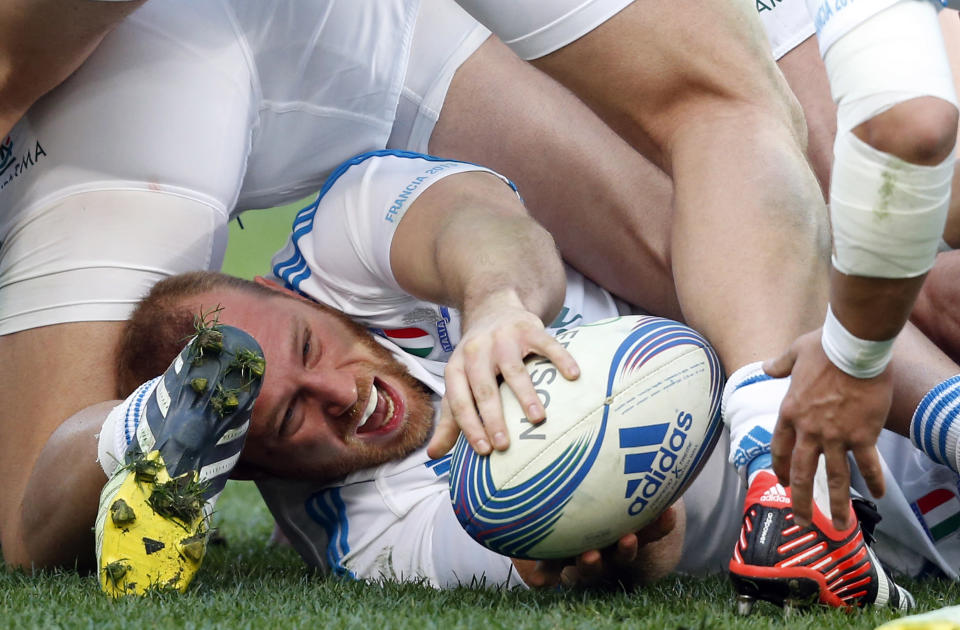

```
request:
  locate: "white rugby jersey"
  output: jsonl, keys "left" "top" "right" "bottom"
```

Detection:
{"left": 755, "top": 0, "right": 816, "bottom": 60}
{"left": 270, "top": 151, "right": 623, "bottom": 374}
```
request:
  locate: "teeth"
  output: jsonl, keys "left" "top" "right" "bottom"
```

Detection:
{"left": 358, "top": 386, "right": 378, "bottom": 428}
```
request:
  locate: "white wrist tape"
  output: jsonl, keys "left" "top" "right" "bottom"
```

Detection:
{"left": 821, "top": 305, "right": 895, "bottom": 379}
{"left": 819, "top": 1, "right": 957, "bottom": 116}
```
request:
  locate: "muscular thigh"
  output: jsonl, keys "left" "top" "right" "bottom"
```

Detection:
{"left": 0, "top": 321, "right": 123, "bottom": 554}
{"left": 530, "top": 0, "right": 800, "bottom": 168}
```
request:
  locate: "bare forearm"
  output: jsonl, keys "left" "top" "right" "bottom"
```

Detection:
{"left": 416, "top": 170, "right": 579, "bottom": 457}
{"left": 393, "top": 171, "right": 566, "bottom": 325}
{"left": 444, "top": 215, "right": 564, "bottom": 328}
{"left": 830, "top": 269, "right": 926, "bottom": 341}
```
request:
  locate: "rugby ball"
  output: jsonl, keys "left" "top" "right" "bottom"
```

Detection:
{"left": 448, "top": 315, "right": 724, "bottom": 559}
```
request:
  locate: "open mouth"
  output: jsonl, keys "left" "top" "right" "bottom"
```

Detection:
{"left": 355, "top": 378, "right": 404, "bottom": 437}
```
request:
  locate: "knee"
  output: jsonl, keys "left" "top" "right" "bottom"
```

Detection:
{"left": 729, "top": 57, "right": 809, "bottom": 155}
{"left": 8, "top": 506, "right": 96, "bottom": 572}
{"left": 854, "top": 97, "right": 958, "bottom": 166}
{"left": 2, "top": 508, "right": 49, "bottom": 570}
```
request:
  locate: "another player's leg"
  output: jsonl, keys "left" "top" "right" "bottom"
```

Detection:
{"left": 715, "top": 17, "right": 904, "bottom": 611}
{"left": 531, "top": 0, "right": 831, "bottom": 386}
{"left": 402, "top": 0, "right": 679, "bottom": 318}
{"left": 776, "top": 35, "right": 836, "bottom": 195}
{"left": 96, "top": 319, "right": 264, "bottom": 596}
{"left": 0, "top": 323, "right": 125, "bottom": 569}
{"left": 525, "top": 0, "right": 931, "bottom": 612}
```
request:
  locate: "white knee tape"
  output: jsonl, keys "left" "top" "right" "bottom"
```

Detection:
{"left": 831, "top": 130, "right": 953, "bottom": 278}
{"left": 823, "top": 0, "right": 957, "bottom": 132}
{"left": 821, "top": 1, "right": 957, "bottom": 278}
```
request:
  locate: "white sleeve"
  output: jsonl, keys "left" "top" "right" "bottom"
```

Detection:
{"left": 269, "top": 151, "right": 516, "bottom": 316}
{"left": 428, "top": 494, "right": 529, "bottom": 589}
{"left": 259, "top": 461, "right": 527, "bottom": 589}
{"left": 342, "top": 488, "right": 528, "bottom": 589}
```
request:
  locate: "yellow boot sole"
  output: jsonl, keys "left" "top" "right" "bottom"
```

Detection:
{"left": 96, "top": 451, "right": 208, "bottom": 597}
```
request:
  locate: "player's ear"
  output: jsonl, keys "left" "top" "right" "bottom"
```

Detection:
{"left": 253, "top": 275, "right": 283, "bottom": 289}
{"left": 254, "top": 275, "right": 304, "bottom": 300}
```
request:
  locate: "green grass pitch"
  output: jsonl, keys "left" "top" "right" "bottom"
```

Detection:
{"left": 3, "top": 206, "right": 959, "bottom": 627}
{"left": 3, "top": 481, "right": 960, "bottom": 629}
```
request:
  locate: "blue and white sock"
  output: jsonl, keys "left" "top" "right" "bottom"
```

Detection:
{"left": 910, "top": 374, "right": 960, "bottom": 473}
{"left": 722, "top": 361, "right": 791, "bottom": 484}
{"left": 95, "top": 374, "right": 244, "bottom": 508}
{"left": 96, "top": 377, "right": 160, "bottom": 478}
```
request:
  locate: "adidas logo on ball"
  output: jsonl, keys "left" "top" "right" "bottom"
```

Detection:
{"left": 622, "top": 411, "right": 694, "bottom": 516}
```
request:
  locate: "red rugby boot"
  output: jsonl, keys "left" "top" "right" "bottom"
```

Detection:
{"left": 729, "top": 470, "right": 913, "bottom": 614}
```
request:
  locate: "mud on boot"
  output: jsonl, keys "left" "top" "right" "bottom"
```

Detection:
{"left": 96, "top": 322, "right": 264, "bottom": 596}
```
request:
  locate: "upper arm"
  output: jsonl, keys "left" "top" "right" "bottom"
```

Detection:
{"left": 270, "top": 152, "right": 518, "bottom": 312}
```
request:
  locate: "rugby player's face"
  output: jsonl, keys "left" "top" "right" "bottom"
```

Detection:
{"left": 190, "top": 287, "right": 435, "bottom": 481}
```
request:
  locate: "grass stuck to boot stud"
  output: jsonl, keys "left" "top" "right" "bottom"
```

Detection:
{"left": 95, "top": 313, "right": 265, "bottom": 597}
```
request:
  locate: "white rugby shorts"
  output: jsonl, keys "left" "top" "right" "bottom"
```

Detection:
{"left": 0, "top": 0, "right": 488, "bottom": 335}
{"left": 454, "top": 0, "right": 633, "bottom": 60}
{"left": 454, "top": 0, "right": 816, "bottom": 62}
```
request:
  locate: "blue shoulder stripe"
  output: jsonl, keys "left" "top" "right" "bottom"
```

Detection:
{"left": 304, "top": 487, "right": 355, "bottom": 579}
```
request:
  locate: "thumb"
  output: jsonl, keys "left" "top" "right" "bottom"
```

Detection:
{"left": 427, "top": 403, "right": 459, "bottom": 459}
{"left": 762, "top": 347, "right": 797, "bottom": 379}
